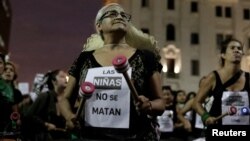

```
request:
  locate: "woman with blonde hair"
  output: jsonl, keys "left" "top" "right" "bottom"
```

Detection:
{"left": 59, "top": 3, "right": 165, "bottom": 141}
{"left": 83, "top": 6, "right": 160, "bottom": 58}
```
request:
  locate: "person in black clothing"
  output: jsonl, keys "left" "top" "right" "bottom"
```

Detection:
{"left": 2, "top": 62, "right": 23, "bottom": 112}
{"left": 22, "top": 69, "right": 70, "bottom": 141}
{"left": 1, "top": 61, "right": 23, "bottom": 140}
{"left": 177, "top": 77, "right": 207, "bottom": 141}
{"left": 0, "top": 54, "right": 17, "bottom": 137}
{"left": 58, "top": 3, "right": 166, "bottom": 141}
{"left": 158, "top": 86, "right": 176, "bottom": 141}
{"left": 193, "top": 38, "right": 250, "bottom": 141}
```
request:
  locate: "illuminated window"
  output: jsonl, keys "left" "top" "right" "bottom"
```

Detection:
{"left": 161, "top": 45, "right": 181, "bottom": 79}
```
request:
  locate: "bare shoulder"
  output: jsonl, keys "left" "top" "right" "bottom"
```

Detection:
{"left": 206, "top": 71, "right": 216, "bottom": 82}
{"left": 200, "top": 71, "right": 217, "bottom": 89}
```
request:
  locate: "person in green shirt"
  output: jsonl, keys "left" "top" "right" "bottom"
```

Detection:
{"left": 0, "top": 53, "right": 16, "bottom": 134}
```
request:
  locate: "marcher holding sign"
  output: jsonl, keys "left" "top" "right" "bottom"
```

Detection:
{"left": 193, "top": 38, "right": 250, "bottom": 141}
{"left": 58, "top": 3, "right": 166, "bottom": 141}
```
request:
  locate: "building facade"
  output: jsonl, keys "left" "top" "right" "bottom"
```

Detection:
{"left": 104, "top": 0, "right": 250, "bottom": 92}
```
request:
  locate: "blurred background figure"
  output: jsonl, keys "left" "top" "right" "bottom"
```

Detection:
{"left": 158, "top": 86, "right": 176, "bottom": 141}
{"left": 22, "top": 69, "right": 70, "bottom": 141}
{"left": 2, "top": 62, "right": 24, "bottom": 113}
{"left": 0, "top": 54, "right": 20, "bottom": 141}
{"left": 177, "top": 77, "right": 208, "bottom": 141}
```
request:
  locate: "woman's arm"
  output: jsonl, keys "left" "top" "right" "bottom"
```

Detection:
{"left": 58, "top": 75, "right": 77, "bottom": 128}
{"left": 25, "top": 93, "right": 49, "bottom": 129}
{"left": 193, "top": 73, "right": 217, "bottom": 125}
{"left": 136, "top": 71, "right": 165, "bottom": 116}
{"left": 177, "top": 98, "right": 193, "bottom": 132}
{"left": 149, "top": 72, "right": 166, "bottom": 115}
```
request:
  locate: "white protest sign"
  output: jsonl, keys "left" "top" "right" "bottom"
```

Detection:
{"left": 18, "top": 82, "right": 29, "bottom": 95}
{"left": 195, "top": 113, "right": 204, "bottom": 129}
{"left": 195, "top": 103, "right": 206, "bottom": 129}
{"left": 157, "top": 110, "right": 174, "bottom": 132}
{"left": 84, "top": 66, "right": 131, "bottom": 128}
{"left": 221, "top": 91, "right": 249, "bottom": 125}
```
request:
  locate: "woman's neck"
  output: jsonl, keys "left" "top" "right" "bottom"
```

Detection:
{"left": 223, "top": 63, "right": 241, "bottom": 74}
{"left": 103, "top": 43, "right": 128, "bottom": 48}
{"left": 103, "top": 33, "right": 126, "bottom": 45}
{"left": 54, "top": 87, "right": 64, "bottom": 95}
{"left": 4, "top": 79, "right": 11, "bottom": 84}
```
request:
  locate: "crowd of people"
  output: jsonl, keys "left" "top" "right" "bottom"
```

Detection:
{"left": 0, "top": 2, "right": 249, "bottom": 141}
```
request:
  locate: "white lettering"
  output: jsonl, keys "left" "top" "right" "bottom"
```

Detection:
{"left": 212, "top": 129, "right": 219, "bottom": 136}
{"left": 212, "top": 129, "right": 247, "bottom": 136}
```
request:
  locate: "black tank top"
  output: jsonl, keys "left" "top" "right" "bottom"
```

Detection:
{"left": 209, "top": 71, "right": 250, "bottom": 120}
{"left": 205, "top": 71, "right": 250, "bottom": 140}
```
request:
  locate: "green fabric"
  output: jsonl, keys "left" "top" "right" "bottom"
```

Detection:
{"left": 201, "top": 112, "right": 210, "bottom": 123}
{"left": 0, "top": 78, "right": 14, "bottom": 103}
{"left": 70, "top": 133, "right": 78, "bottom": 139}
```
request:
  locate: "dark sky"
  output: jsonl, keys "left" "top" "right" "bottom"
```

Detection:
{"left": 9, "top": 0, "right": 102, "bottom": 86}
